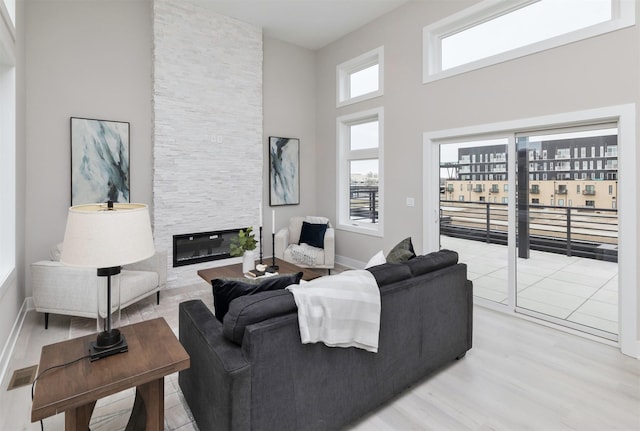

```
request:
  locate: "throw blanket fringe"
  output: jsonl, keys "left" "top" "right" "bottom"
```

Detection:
{"left": 286, "top": 270, "right": 381, "bottom": 353}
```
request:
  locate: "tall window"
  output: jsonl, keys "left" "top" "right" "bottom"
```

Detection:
{"left": 337, "top": 108, "right": 383, "bottom": 236}
{"left": 336, "top": 46, "right": 384, "bottom": 107}
{"left": 423, "top": 0, "right": 635, "bottom": 82}
{"left": 0, "top": 0, "right": 16, "bottom": 286}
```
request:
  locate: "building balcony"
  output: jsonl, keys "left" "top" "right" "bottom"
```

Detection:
{"left": 582, "top": 189, "right": 596, "bottom": 195}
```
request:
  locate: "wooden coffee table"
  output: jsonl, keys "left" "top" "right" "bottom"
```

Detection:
{"left": 31, "top": 317, "right": 190, "bottom": 431}
{"left": 197, "top": 257, "right": 323, "bottom": 283}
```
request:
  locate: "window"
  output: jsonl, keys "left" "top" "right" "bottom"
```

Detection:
{"left": 337, "top": 46, "right": 384, "bottom": 107}
{"left": 337, "top": 108, "right": 383, "bottom": 236}
{"left": 0, "top": 0, "right": 15, "bottom": 287}
{"left": 423, "top": 0, "right": 634, "bottom": 82}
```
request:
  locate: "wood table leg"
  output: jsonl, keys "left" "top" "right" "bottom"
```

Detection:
{"left": 125, "top": 377, "right": 164, "bottom": 431}
{"left": 65, "top": 400, "right": 96, "bottom": 431}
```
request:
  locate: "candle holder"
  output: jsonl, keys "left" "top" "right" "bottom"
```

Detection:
{"left": 266, "top": 232, "right": 279, "bottom": 272}
{"left": 259, "top": 226, "right": 264, "bottom": 264}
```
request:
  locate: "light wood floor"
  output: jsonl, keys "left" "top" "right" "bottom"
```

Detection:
{"left": 2, "top": 280, "right": 639, "bottom": 430}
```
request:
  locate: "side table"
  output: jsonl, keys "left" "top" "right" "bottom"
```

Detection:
{"left": 31, "top": 317, "right": 190, "bottom": 431}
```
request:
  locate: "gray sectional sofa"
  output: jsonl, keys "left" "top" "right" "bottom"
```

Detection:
{"left": 179, "top": 249, "right": 473, "bottom": 431}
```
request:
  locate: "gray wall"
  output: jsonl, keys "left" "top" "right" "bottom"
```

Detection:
{"left": 23, "top": 0, "right": 153, "bottom": 294}
{"left": 315, "top": 1, "right": 640, "bottom": 339}
{"left": 263, "top": 37, "right": 318, "bottom": 247}
{"left": 315, "top": 0, "right": 639, "bottom": 261}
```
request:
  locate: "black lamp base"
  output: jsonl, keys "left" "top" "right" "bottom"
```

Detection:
{"left": 89, "top": 330, "right": 128, "bottom": 361}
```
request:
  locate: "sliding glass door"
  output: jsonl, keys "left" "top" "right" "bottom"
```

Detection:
{"left": 515, "top": 126, "right": 619, "bottom": 339}
{"left": 439, "top": 138, "right": 510, "bottom": 305}
{"left": 438, "top": 126, "right": 619, "bottom": 339}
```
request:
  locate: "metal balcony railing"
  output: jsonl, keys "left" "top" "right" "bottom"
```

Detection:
{"left": 530, "top": 188, "right": 540, "bottom": 194}
{"left": 582, "top": 189, "right": 596, "bottom": 195}
{"left": 439, "top": 200, "right": 618, "bottom": 262}
{"left": 350, "top": 185, "right": 378, "bottom": 223}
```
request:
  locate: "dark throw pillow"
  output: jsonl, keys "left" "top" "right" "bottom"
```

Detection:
{"left": 298, "top": 221, "right": 328, "bottom": 249}
{"left": 211, "top": 272, "right": 303, "bottom": 322}
{"left": 386, "top": 237, "right": 416, "bottom": 263}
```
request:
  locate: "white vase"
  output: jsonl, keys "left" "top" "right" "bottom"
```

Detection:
{"left": 242, "top": 250, "right": 255, "bottom": 273}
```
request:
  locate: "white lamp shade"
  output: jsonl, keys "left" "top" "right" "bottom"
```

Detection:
{"left": 60, "top": 203, "right": 155, "bottom": 268}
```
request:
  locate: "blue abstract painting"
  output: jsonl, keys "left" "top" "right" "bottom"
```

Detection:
{"left": 269, "top": 136, "right": 299, "bottom": 206}
{"left": 71, "top": 117, "right": 130, "bottom": 206}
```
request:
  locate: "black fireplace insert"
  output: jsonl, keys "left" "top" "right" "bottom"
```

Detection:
{"left": 172, "top": 228, "right": 247, "bottom": 267}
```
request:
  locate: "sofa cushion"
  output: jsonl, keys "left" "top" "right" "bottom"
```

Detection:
{"left": 223, "top": 290, "right": 297, "bottom": 344}
{"left": 211, "top": 272, "right": 303, "bottom": 322}
{"left": 407, "top": 250, "right": 459, "bottom": 277}
{"left": 386, "top": 237, "right": 416, "bottom": 263}
{"left": 299, "top": 221, "right": 328, "bottom": 249}
{"left": 366, "top": 262, "right": 412, "bottom": 287}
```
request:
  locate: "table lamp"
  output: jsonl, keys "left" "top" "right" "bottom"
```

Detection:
{"left": 60, "top": 201, "right": 155, "bottom": 360}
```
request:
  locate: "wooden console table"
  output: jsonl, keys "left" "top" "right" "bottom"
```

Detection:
{"left": 31, "top": 317, "right": 190, "bottom": 431}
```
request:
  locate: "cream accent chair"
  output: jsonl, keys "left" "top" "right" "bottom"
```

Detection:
{"left": 274, "top": 216, "right": 335, "bottom": 272}
{"left": 31, "top": 243, "right": 167, "bottom": 329}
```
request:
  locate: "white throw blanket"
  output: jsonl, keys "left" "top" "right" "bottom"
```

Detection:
{"left": 286, "top": 270, "right": 381, "bottom": 353}
{"left": 287, "top": 243, "right": 324, "bottom": 267}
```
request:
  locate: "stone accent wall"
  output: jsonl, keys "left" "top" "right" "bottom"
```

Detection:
{"left": 152, "top": 0, "right": 263, "bottom": 287}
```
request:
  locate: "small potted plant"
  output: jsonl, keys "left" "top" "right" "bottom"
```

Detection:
{"left": 230, "top": 227, "right": 257, "bottom": 273}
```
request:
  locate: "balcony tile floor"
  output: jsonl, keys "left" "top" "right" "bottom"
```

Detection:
{"left": 441, "top": 236, "right": 618, "bottom": 335}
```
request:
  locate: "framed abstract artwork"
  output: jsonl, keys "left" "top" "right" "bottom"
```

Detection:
{"left": 269, "top": 136, "right": 300, "bottom": 206}
{"left": 70, "top": 117, "right": 130, "bottom": 206}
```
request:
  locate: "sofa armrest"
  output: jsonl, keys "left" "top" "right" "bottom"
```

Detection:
{"left": 124, "top": 250, "right": 167, "bottom": 288}
{"left": 179, "top": 300, "right": 251, "bottom": 431}
{"left": 274, "top": 228, "right": 289, "bottom": 259}
{"left": 323, "top": 228, "right": 335, "bottom": 267}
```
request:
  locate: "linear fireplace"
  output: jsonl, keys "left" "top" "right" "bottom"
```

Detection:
{"left": 172, "top": 228, "right": 246, "bottom": 267}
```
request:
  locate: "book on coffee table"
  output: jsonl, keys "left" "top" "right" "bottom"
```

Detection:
{"left": 245, "top": 269, "right": 278, "bottom": 279}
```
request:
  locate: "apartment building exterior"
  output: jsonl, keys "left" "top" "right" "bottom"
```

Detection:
{"left": 442, "top": 134, "right": 618, "bottom": 209}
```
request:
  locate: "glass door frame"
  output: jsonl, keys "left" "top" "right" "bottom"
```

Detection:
{"left": 423, "top": 104, "right": 638, "bottom": 358}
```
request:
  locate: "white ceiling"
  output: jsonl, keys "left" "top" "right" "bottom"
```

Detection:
{"left": 198, "top": 0, "right": 410, "bottom": 50}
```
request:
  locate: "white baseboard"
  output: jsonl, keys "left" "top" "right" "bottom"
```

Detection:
{"left": 0, "top": 297, "right": 31, "bottom": 386}
{"left": 335, "top": 254, "right": 365, "bottom": 270}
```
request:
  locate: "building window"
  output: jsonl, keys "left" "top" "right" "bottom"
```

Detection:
{"left": 337, "top": 108, "right": 383, "bottom": 236}
{"left": 423, "top": 0, "right": 634, "bottom": 83}
{"left": 336, "top": 46, "right": 384, "bottom": 107}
